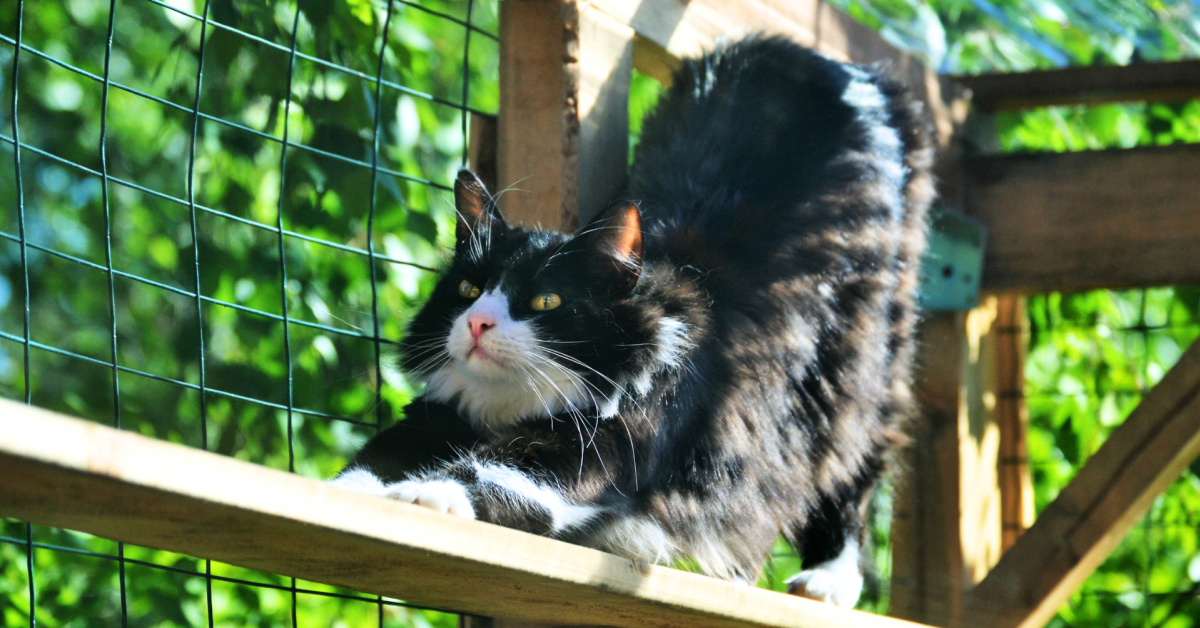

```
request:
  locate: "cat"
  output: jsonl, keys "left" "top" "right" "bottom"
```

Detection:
{"left": 331, "top": 35, "right": 934, "bottom": 608}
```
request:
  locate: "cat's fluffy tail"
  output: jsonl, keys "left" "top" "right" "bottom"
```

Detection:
{"left": 630, "top": 35, "right": 934, "bottom": 298}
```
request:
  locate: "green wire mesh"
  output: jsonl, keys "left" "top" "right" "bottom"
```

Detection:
{"left": 1, "top": 0, "right": 498, "bottom": 625}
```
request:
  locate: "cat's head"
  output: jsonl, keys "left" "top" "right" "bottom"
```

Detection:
{"left": 400, "top": 170, "right": 688, "bottom": 429}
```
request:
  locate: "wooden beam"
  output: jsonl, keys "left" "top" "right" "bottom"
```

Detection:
{"left": 965, "top": 144, "right": 1200, "bottom": 293}
{"left": 954, "top": 60, "right": 1200, "bottom": 112}
{"left": 891, "top": 312, "right": 970, "bottom": 627}
{"left": 0, "top": 398, "right": 936, "bottom": 628}
{"left": 962, "top": 339, "right": 1200, "bottom": 628}
{"left": 497, "top": 0, "right": 633, "bottom": 230}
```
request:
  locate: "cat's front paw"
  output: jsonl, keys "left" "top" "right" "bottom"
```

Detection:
{"left": 329, "top": 467, "right": 390, "bottom": 497}
{"left": 786, "top": 566, "right": 863, "bottom": 608}
{"left": 383, "top": 479, "right": 476, "bottom": 520}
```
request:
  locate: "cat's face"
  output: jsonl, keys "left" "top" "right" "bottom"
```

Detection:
{"left": 401, "top": 170, "right": 657, "bottom": 429}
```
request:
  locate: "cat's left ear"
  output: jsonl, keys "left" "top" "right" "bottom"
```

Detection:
{"left": 454, "top": 169, "right": 506, "bottom": 251}
{"left": 576, "top": 201, "right": 643, "bottom": 289}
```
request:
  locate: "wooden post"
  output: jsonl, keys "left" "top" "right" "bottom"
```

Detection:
{"left": 890, "top": 312, "right": 969, "bottom": 627}
{"left": 891, "top": 297, "right": 1011, "bottom": 626}
{"left": 497, "top": 0, "right": 633, "bottom": 231}
{"left": 995, "top": 297, "right": 1033, "bottom": 552}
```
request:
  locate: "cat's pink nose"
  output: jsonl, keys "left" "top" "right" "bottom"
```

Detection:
{"left": 468, "top": 313, "right": 496, "bottom": 340}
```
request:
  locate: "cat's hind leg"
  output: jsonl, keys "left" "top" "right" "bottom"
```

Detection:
{"left": 785, "top": 492, "right": 868, "bottom": 608}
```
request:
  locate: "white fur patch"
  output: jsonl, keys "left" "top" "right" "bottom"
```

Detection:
{"left": 841, "top": 69, "right": 888, "bottom": 111}
{"left": 383, "top": 478, "right": 476, "bottom": 520}
{"left": 474, "top": 463, "right": 600, "bottom": 532}
{"left": 593, "top": 516, "right": 676, "bottom": 564}
{"left": 328, "top": 467, "right": 390, "bottom": 497}
{"left": 632, "top": 317, "right": 692, "bottom": 396}
{"left": 841, "top": 68, "right": 906, "bottom": 217}
{"left": 422, "top": 288, "right": 593, "bottom": 428}
{"left": 786, "top": 540, "right": 864, "bottom": 608}
{"left": 655, "top": 317, "right": 691, "bottom": 368}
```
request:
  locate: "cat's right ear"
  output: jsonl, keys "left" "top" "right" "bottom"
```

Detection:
{"left": 454, "top": 169, "right": 505, "bottom": 251}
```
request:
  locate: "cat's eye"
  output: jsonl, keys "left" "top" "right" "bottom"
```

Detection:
{"left": 458, "top": 280, "right": 481, "bottom": 299}
{"left": 530, "top": 293, "right": 562, "bottom": 311}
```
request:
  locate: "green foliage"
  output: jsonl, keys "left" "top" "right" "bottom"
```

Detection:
{"left": 1028, "top": 288, "right": 1200, "bottom": 628}
{"left": 627, "top": 69, "right": 662, "bottom": 164}
{"left": 1, "top": 0, "right": 496, "bottom": 624}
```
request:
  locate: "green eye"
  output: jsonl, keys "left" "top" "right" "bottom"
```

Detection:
{"left": 458, "top": 280, "right": 481, "bottom": 299}
{"left": 530, "top": 293, "right": 562, "bottom": 311}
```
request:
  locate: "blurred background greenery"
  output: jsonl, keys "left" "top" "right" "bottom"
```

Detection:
{"left": 1, "top": 0, "right": 1198, "bottom": 626}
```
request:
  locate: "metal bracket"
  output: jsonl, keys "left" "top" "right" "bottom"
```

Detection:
{"left": 919, "top": 207, "right": 987, "bottom": 311}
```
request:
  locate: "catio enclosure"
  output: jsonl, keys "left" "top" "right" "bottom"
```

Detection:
{"left": 2, "top": 1, "right": 1200, "bottom": 628}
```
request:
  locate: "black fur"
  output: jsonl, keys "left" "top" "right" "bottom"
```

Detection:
{"left": 336, "top": 37, "right": 934, "bottom": 592}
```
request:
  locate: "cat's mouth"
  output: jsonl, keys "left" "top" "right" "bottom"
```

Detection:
{"left": 464, "top": 343, "right": 505, "bottom": 370}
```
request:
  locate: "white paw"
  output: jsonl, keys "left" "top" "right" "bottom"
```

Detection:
{"left": 328, "top": 468, "right": 390, "bottom": 497}
{"left": 383, "top": 479, "right": 477, "bottom": 520}
{"left": 786, "top": 566, "right": 863, "bottom": 608}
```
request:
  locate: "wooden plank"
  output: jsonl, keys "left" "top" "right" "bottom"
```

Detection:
{"left": 995, "top": 296, "right": 1033, "bottom": 552}
{"left": 965, "top": 144, "right": 1200, "bottom": 293}
{"left": 955, "top": 60, "right": 1200, "bottom": 112}
{"left": 497, "top": 0, "right": 632, "bottom": 230}
{"left": 0, "top": 398, "right": 936, "bottom": 628}
{"left": 590, "top": 0, "right": 963, "bottom": 144}
{"left": 962, "top": 339, "right": 1200, "bottom": 628}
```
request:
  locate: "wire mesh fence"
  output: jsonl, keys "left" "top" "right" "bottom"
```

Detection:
{"left": 0, "top": 0, "right": 498, "bottom": 624}
{"left": 1025, "top": 287, "right": 1200, "bottom": 628}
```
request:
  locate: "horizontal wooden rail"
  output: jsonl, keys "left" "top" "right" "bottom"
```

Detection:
{"left": 955, "top": 59, "right": 1200, "bottom": 111}
{"left": 965, "top": 143, "right": 1200, "bottom": 293}
{"left": 0, "top": 398, "right": 931, "bottom": 628}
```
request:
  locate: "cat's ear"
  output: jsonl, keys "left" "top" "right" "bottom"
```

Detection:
{"left": 454, "top": 169, "right": 506, "bottom": 250}
{"left": 576, "top": 201, "right": 643, "bottom": 289}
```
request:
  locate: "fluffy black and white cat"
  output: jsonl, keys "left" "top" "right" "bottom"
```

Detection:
{"left": 332, "top": 36, "right": 934, "bottom": 608}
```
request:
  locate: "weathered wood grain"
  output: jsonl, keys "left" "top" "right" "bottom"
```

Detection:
{"left": 0, "top": 398, "right": 935, "bottom": 628}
